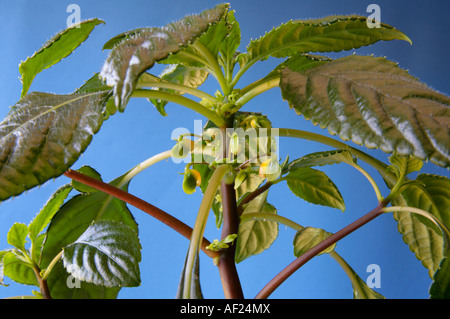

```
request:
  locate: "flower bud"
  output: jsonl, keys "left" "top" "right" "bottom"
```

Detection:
{"left": 259, "top": 158, "right": 281, "bottom": 181}
{"left": 182, "top": 168, "right": 201, "bottom": 194}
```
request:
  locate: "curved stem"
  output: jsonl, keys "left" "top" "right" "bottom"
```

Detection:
{"left": 41, "top": 251, "right": 63, "bottom": 281}
{"left": 193, "top": 42, "right": 229, "bottom": 95}
{"left": 349, "top": 163, "right": 383, "bottom": 202}
{"left": 132, "top": 89, "right": 226, "bottom": 128}
{"left": 137, "top": 80, "right": 217, "bottom": 102}
{"left": 278, "top": 128, "right": 395, "bottom": 185}
{"left": 182, "top": 164, "right": 231, "bottom": 298}
{"left": 255, "top": 202, "right": 385, "bottom": 299}
{"left": 63, "top": 169, "right": 219, "bottom": 258}
{"left": 235, "top": 76, "right": 280, "bottom": 108}
{"left": 383, "top": 206, "right": 450, "bottom": 247}
{"left": 240, "top": 212, "right": 303, "bottom": 232}
{"left": 328, "top": 251, "right": 368, "bottom": 299}
{"left": 118, "top": 150, "right": 172, "bottom": 188}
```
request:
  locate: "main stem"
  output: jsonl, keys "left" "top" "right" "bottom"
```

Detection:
{"left": 217, "top": 127, "right": 244, "bottom": 299}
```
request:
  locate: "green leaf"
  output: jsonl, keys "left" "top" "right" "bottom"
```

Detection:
{"left": 219, "top": 10, "right": 241, "bottom": 68}
{"left": 2, "top": 251, "right": 37, "bottom": 286}
{"left": 280, "top": 55, "right": 450, "bottom": 168}
{"left": 40, "top": 172, "right": 138, "bottom": 298}
{"left": 293, "top": 227, "right": 336, "bottom": 257}
{"left": 285, "top": 167, "right": 345, "bottom": 211}
{"left": 7, "top": 223, "right": 28, "bottom": 252}
{"left": 19, "top": 19, "right": 104, "bottom": 97}
{"left": 100, "top": 3, "right": 228, "bottom": 111}
{"left": 62, "top": 220, "right": 141, "bottom": 287}
{"left": 392, "top": 174, "right": 450, "bottom": 276}
{"left": 28, "top": 184, "right": 72, "bottom": 244}
{"left": 387, "top": 154, "right": 423, "bottom": 179}
{"left": 0, "top": 250, "right": 10, "bottom": 286}
{"left": 71, "top": 166, "right": 103, "bottom": 193}
{"left": 288, "top": 149, "right": 355, "bottom": 170}
{"left": 235, "top": 194, "right": 278, "bottom": 263}
{"left": 0, "top": 91, "right": 110, "bottom": 202}
{"left": 244, "top": 15, "right": 410, "bottom": 67}
{"left": 430, "top": 256, "right": 450, "bottom": 299}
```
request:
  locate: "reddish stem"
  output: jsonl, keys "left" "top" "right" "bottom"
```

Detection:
{"left": 255, "top": 203, "right": 385, "bottom": 299}
{"left": 63, "top": 169, "right": 219, "bottom": 258}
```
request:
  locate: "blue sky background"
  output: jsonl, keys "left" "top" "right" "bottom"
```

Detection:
{"left": 0, "top": 0, "right": 449, "bottom": 299}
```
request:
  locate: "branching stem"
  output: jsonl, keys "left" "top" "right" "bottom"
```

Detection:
{"left": 63, "top": 169, "right": 219, "bottom": 258}
{"left": 255, "top": 202, "right": 386, "bottom": 299}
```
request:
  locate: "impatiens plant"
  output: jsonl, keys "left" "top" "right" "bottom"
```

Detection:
{"left": 0, "top": 3, "right": 449, "bottom": 299}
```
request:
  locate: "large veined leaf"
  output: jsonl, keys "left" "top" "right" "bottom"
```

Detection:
{"left": 235, "top": 194, "right": 278, "bottom": 263}
{"left": 392, "top": 174, "right": 450, "bottom": 276}
{"left": 280, "top": 55, "right": 450, "bottom": 167}
{"left": 40, "top": 171, "right": 138, "bottom": 298}
{"left": 243, "top": 15, "right": 410, "bottom": 68}
{"left": 19, "top": 19, "right": 104, "bottom": 97}
{"left": 100, "top": 3, "right": 228, "bottom": 111}
{"left": 62, "top": 220, "right": 141, "bottom": 287}
{"left": 0, "top": 91, "right": 110, "bottom": 202}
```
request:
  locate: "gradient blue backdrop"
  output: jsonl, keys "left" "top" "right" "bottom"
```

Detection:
{"left": 0, "top": 0, "right": 449, "bottom": 299}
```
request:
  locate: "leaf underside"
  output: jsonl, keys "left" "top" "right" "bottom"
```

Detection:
{"left": 392, "top": 174, "right": 450, "bottom": 277}
{"left": 245, "top": 15, "right": 411, "bottom": 64}
{"left": 0, "top": 91, "right": 110, "bottom": 202}
{"left": 100, "top": 3, "right": 228, "bottom": 111}
{"left": 280, "top": 55, "right": 450, "bottom": 167}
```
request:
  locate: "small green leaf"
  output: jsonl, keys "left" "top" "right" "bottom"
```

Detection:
{"left": 7, "top": 223, "right": 28, "bottom": 252}
{"left": 0, "top": 91, "right": 110, "bottom": 202}
{"left": 293, "top": 227, "right": 336, "bottom": 257}
{"left": 19, "top": 19, "right": 104, "bottom": 97}
{"left": 71, "top": 166, "right": 103, "bottom": 193}
{"left": 28, "top": 184, "right": 72, "bottom": 244}
{"left": 236, "top": 194, "right": 278, "bottom": 263}
{"left": 62, "top": 220, "right": 141, "bottom": 287}
{"left": 285, "top": 167, "right": 345, "bottom": 211}
{"left": 2, "top": 251, "right": 38, "bottom": 286}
